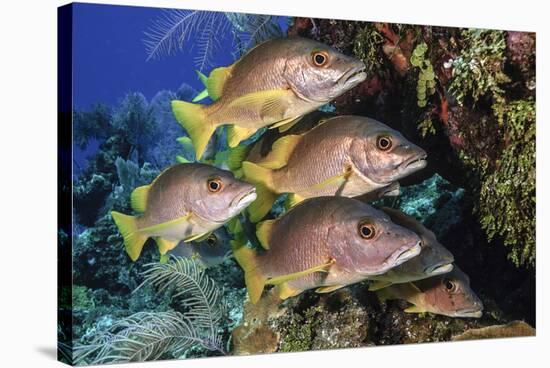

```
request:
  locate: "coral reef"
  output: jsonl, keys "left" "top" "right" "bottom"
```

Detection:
{"left": 288, "top": 18, "right": 536, "bottom": 269}
{"left": 67, "top": 14, "right": 535, "bottom": 364}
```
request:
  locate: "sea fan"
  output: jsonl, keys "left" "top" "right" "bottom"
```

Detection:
{"left": 227, "top": 13, "right": 284, "bottom": 56}
{"left": 73, "top": 257, "right": 225, "bottom": 364}
{"left": 143, "top": 9, "right": 283, "bottom": 70}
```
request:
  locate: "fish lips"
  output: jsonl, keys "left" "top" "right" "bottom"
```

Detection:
{"left": 451, "top": 307, "right": 484, "bottom": 318}
{"left": 364, "top": 241, "right": 422, "bottom": 276}
{"left": 230, "top": 187, "right": 257, "bottom": 212}
{"left": 424, "top": 262, "right": 454, "bottom": 276}
{"left": 401, "top": 152, "right": 428, "bottom": 172}
{"left": 339, "top": 63, "right": 367, "bottom": 88}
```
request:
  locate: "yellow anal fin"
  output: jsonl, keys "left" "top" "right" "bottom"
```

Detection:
{"left": 284, "top": 193, "right": 305, "bottom": 210}
{"left": 368, "top": 280, "right": 394, "bottom": 291}
{"left": 192, "top": 89, "right": 209, "bottom": 102}
{"left": 139, "top": 213, "right": 192, "bottom": 234}
{"left": 155, "top": 237, "right": 180, "bottom": 255}
{"left": 130, "top": 185, "right": 151, "bottom": 213}
{"left": 171, "top": 100, "right": 214, "bottom": 160}
{"left": 111, "top": 211, "right": 149, "bottom": 262}
{"left": 206, "top": 65, "right": 233, "bottom": 101}
{"left": 159, "top": 254, "right": 169, "bottom": 264}
{"left": 375, "top": 287, "right": 394, "bottom": 303}
{"left": 231, "top": 240, "right": 266, "bottom": 304}
{"left": 256, "top": 219, "right": 276, "bottom": 250}
{"left": 196, "top": 70, "right": 208, "bottom": 86}
{"left": 277, "top": 116, "right": 302, "bottom": 133}
{"left": 229, "top": 89, "right": 293, "bottom": 121}
{"left": 227, "top": 125, "right": 257, "bottom": 148}
{"left": 184, "top": 231, "right": 211, "bottom": 243}
{"left": 316, "top": 284, "right": 345, "bottom": 293}
{"left": 269, "top": 116, "right": 300, "bottom": 130}
{"left": 276, "top": 283, "right": 303, "bottom": 300}
{"left": 404, "top": 305, "right": 426, "bottom": 314}
{"left": 256, "top": 134, "right": 302, "bottom": 169}
{"left": 267, "top": 258, "right": 335, "bottom": 286}
{"left": 226, "top": 217, "right": 243, "bottom": 235}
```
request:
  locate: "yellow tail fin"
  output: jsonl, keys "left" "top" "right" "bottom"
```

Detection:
{"left": 231, "top": 240, "right": 266, "bottom": 304}
{"left": 111, "top": 211, "right": 148, "bottom": 262}
{"left": 171, "top": 100, "right": 215, "bottom": 160}
{"left": 247, "top": 183, "right": 278, "bottom": 223}
{"left": 226, "top": 144, "right": 251, "bottom": 174}
{"left": 242, "top": 162, "right": 278, "bottom": 222}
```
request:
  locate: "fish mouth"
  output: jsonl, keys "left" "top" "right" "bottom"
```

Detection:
{"left": 340, "top": 64, "right": 367, "bottom": 87}
{"left": 367, "top": 241, "right": 422, "bottom": 276}
{"left": 424, "top": 263, "right": 454, "bottom": 276}
{"left": 401, "top": 153, "right": 427, "bottom": 172}
{"left": 231, "top": 188, "right": 257, "bottom": 210}
{"left": 392, "top": 241, "right": 422, "bottom": 267}
{"left": 453, "top": 309, "right": 483, "bottom": 318}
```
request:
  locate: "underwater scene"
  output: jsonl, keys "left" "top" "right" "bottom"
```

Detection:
{"left": 58, "top": 3, "right": 536, "bottom": 365}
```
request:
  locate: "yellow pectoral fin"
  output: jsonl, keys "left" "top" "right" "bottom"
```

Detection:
{"left": 276, "top": 283, "right": 303, "bottom": 300}
{"left": 315, "top": 285, "right": 345, "bottom": 294}
{"left": 155, "top": 237, "right": 180, "bottom": 255}
{"left": 227, "top": 125, "right": 257, "bottom": 148}
{"left": 183, "top": 231, "right": 212, "bottom": 243}
{"left": 308, "top": 164, "right": 353, "bottom": 192}
{"left": 368, "top": 280, "right": 393, "bottom": 291}
{"left": 267, "top": 258, "right": 335, "bottom": 286}
{"left": 130, "top": 185, "right": 151, "bottom": 213}
{"left": 229, "top": 89, "right": 293, "bottom": 121}
{"left": 139, "top": 213, "right": 192, "bottom": 234}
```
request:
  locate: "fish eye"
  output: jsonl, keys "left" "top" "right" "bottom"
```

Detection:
{"left": 206, "top": 234, "right": 217, "bottom": 246}
{"left": 312, "top": 50, "right": 329, "bottom": 67}
{"left": 443, "top": 279, "right": 458, "bottom": 293}
{"left": 207, "top": 178, "right": 223, "bottom": 193}
{"left": 358, "top": 221, "right": 376, "bottom": 240}
{"left": 376, "top": 135, "right": 393, "bottom": 151}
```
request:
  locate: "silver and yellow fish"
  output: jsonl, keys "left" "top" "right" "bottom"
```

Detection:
{"left": 377, "top": 266, "right": 484, "bottom": 318}
{"left": 111, "top": 163, "right": 256, "bottom": 261}
{"left": 171, "top": 37, "right": 366, "bottom": 159}
{"left": 240, "top": 115, "right": 427, "bottom": 221}
{"left": 232, "top": 196, "right": 422, "bottom": 304}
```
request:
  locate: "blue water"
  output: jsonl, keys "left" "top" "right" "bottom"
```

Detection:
{"left": 72, "top": 3, "right": 235, "bottom": 110}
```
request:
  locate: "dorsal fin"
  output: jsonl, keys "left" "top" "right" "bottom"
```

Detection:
{"left": 130, "top": 185, "right": 151, "bottom": 213}
{"left": 256, "top": 134, "right": 302, "bottom": 169}
{"left": 206, "top": 64, "right": 234, "bottom": 101}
